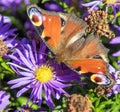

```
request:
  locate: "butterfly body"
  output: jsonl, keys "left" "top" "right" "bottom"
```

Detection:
{"left": 27, "top": 4, "right": 114, "bottom": 86}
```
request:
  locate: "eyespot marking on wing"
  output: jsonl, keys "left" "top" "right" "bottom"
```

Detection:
{"left": 28, "top": 7, "right": 42, "bottom": 26}
{"left": 61, "top": 18, "right": 65, "bottom": 26}
{"left": 91, "top": 74, "right": 111, "bottom": 86}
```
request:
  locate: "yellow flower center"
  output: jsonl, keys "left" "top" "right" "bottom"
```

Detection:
{"left": 35, "top": 64, "right": 55, "bottom": 83}
{"left": 103, "top": 0, "right": 115, "bottom": 4}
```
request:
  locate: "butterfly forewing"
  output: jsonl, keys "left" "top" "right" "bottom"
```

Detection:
{"left": 27, "top": 4, "right": 62, "bottom": 52}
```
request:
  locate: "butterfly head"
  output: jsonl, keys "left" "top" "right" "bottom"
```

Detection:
{"left": 90, "top": 73, "right": 114, "bottom": 86}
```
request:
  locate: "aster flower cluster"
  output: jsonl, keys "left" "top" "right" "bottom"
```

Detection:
{"left": 0, "top": 0, "right": 120, "bottom": 111}
{"left": 0, "top": 90, "right": 10, "bottom": 111}
{"left": 7, "top": 39, "right": 82, "bottom": 109}
{"left": 0, "top": 17, "right": 16, "bottom": 57}
{"left": 0, "top": 0, "right": 30, "bottom": 11}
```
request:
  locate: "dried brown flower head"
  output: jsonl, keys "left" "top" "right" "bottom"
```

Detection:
{"left": 0, "top": 38, "right": 8, "bottom": 56}
{"left": 67, "top": 94, "right": 92, "bottom": 112}
{"left": 84, "top": 10, "right": 115, "bottom": 39}
{"left": 94, "top": 85, "right": 112, "bottom": 96}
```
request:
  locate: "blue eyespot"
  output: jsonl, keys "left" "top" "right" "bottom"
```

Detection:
{"left": 28, "top": 7, "right": 42, "bottom": 27}
{"left": 91, "top": 74, "right": 111, "bottom": 86}
{"left": 28, "top": 7, "right": 41, "bottom": 17}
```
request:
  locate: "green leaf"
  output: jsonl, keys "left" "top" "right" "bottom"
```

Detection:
{"left": 17, "top": 97, "right": 38, "bottom": 109}
{"left": 1, "top": 62, "right": 14, "bottom": 73}
{"left": 117, "top": 16, "right": 120, "bottom": 25}
{"left": 95, "top": 97, "right": 101, "bottom": 107}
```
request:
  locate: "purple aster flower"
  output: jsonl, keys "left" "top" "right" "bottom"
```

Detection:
{"left": 0, "top": 17, "right": 17, "bottom": 56}
{"left": 109, "top": 24, "right": 120, "bottom": 56}
{"left": 0, "top": 15, "right": 11, "bottom": 23}
{"left": 7, "top": 40, "right": 83, "bottom": 109}
{"left": 0, "top": 90, "right": 10, "bottom": 111}
{"left": 110, "top": 36, "right": 120, "bottom": 44}
{"left": 110, "top": 24, "right": 120, "bottom": 44}
{"left": 82, "top": 0, "right": 120, "bottom": 20}
{"left": 82, "top": 0, "right": 102, "bottom": 11}
{"left": 43, "top": 1, "right": 64, "bottom": 12}
{"left": 106, "top": 65, "right": 120, "bottom": 97}
{"left": 0, "top": 0, "right": 30, "bottom": 11}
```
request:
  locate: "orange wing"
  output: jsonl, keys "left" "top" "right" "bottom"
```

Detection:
{"left": 68, "top": 59, "right": 114, "bottom": 86}
{"left": 27, "top": 4, "right": 86, "bottom": 53}
{"left": 27, "top": 5, "right": 61, "bottom": 52}
{"left": 68, "top": 58, "right": 107, "bottom": 74}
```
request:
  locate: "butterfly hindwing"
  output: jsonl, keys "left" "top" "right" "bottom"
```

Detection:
{"left": 68, "top": 58, "right": 107, "bottom": 74}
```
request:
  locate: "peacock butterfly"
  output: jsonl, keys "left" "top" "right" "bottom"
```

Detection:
{"left": 27, "top": 4, "right": 114, "bottom": 86}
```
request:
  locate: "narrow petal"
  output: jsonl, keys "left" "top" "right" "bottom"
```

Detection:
{"left": 32, "top": 41, "right": 38, "bottom": 63}
{"left": 44, "top": 84, "right": 54, "bottom": 109}
{"left": 9, "top": 80, "right": 31, "bottom": 89}
{"left": 82, "top": 1, "right": 100, "bottom": 7}
{"left": 17, "top": 85, "right": 31, "bottom": 97}
{"left": 110, "top": 36, "right": 120, "bottom": 44}
{"left": 36, "top": 83, "right": 43, "bottom": 105}
{"left": 7, "top": 62, "right": 31, "bottom": 72}
{"left": 15, "top": 49, "right": 33, "bottom": 70}
{"left": 8, "top": 77, "right": 32, "bottom": 84}
{"left": 16, "top": 71, "right": 34, "bottom": 77}
{"left": 50, "top": 80, "right": 72, "bottom": 88}
{"left": 27, "top": 44, "right": 36, "bottom": 66}
{"left": 112, "top": 51, "right": 120, "bottom": 56}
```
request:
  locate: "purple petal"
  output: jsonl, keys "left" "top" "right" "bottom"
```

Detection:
{"left": 82, "top": 1, "right": 100, "bottom": 6}
{"left": 27, "top": 44, "right": 36, "bottom": 66}
{"left": 31, "top": 82, "right": 41, "bottom": 102}
{"left": 112, "top": 51, "right": 120, "bottom": 56}
{"left": 8, "top": 77, "right": 32, "bottom": 84}
{"left": 32, "top": 41, "right": 38, "bottom": 63}
{"left": 15, "top": 49, "right": 34, "bottom": 70}
{"left": 50, "top": 80, "right": 72, "bottom": 88}
{"left": 6, "top": 55, "right": 21, "bottom": 63}
{"left": 16, "top": 71, "right": 34, "bottom": 77}
{"left": 0, "top": 91, "right": 10, "bottom": 110}
{"left": 82, "top": 1, "right": 103, "bottom": 12}
{"left": 82, "top": 1, "right": 102, "bottom": 7}
{"left": 46, "top": 84, "right": 56, "bottom": 98}
{"left": 17, "top": 85, "right": 31, "bottom": 97}
{"left": 36, "top": 83, "right": 42, "bottom": 105}
{"left": 110, "top": 36, "right": 120, "bottom": 44}
{"left": 44, "top": 1, "right": 64, "bottom": 12}
{"left": 109, "top": 64, "right": 116, "bottom": 73}
{"left": 9, "top": 80, "right": 31, "bottom": 89}
{"left": 56, "top": 91, "right": 61, "bottom": 99}
{"left": 44, "top": 84, "right": 54, "bottom": 109}
{"left": 7, "top": 62, "right": 31, "bottom": 72}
